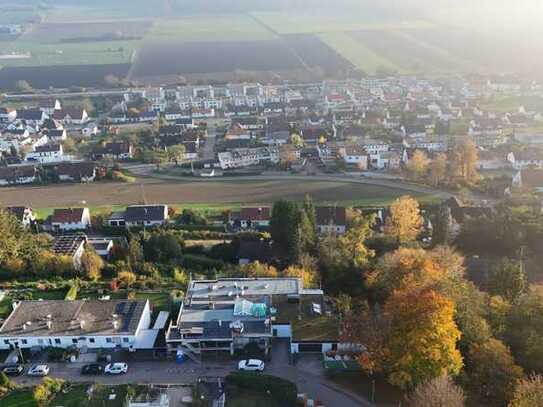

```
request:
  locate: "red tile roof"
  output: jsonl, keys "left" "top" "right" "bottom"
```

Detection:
{"left": 240, "top": 207, "right": 271, "bottom": 221}
{"left": 51, "top": 208, "right": 86, "bottom": 224}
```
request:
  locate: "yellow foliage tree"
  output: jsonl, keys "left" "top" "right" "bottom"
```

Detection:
{"left": 385, "top": 288, "right": 463, "bottom": 389}
{"left": 385, "top": 196, "right": 423, "bottom": 244}
{"left": 429, "top": 153, "right": 448, "bottom": 187}
{"left": 407, "top": 150, "right": 430, "bottom": 180}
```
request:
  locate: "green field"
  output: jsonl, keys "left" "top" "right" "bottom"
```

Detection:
{"left": 318, "top": 32, "right": 401, "bottom": 75}
{"left": 251, "top": 12, "right": 432, "bottom": 35}
{"left": 1, "top": 390, "right": 37, "bottom": 407}
{"left": 146, "top": 15, "right": 277, "bottom": 43}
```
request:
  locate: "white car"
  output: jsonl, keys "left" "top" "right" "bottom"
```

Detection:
{"left": 27, "top": 364, "right": 50, "bottom": 377}
{"left": 104, "top": 363, "right": 128, "bottom": 375}
{"left": 238, "top": 359, "right": 265, "bottom": 372}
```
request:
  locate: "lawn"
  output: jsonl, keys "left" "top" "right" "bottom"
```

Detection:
{"left": 51, "top": 385, "right": 89, "bottom": 407}
{"left": 317, "top": 32, "right": 401, "bottom": 75}
{"left": 0, "top": 40, "right": 138, "bottom": 67}
{"left": 227, "top": 391, "right": 281, "bottom": 407}
{"left": 145, "top": 15, "right": 277, "bottom": 43}
{"left": 28, "top": 289, "right": 67, "bottom": 300}
{"left": 1, "top": 390, "right": 37, "bottom": 407}
{"left": 0, "top": 295, "right": 13, "bottom": 318}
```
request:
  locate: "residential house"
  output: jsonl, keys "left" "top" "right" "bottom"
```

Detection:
{"left": 51, "top": 234, "right": 87, "bottom": 269}
{"left": 49, "top": 208, "right": 91, "bottom": 231}
{"left": 39, "top": 99, "right": 61, "bottom": 115}
{"left": 0, "top": 299, "right": 152, "bottom": 351}
{"left": 316, "top": 206, "right": 347, "bottom": 235}
{"left": 93, "top": 142, "right": 133, "bottom": 161}
{"left": 166, "top": 277, "right": 340, "bottom": 356}
{"left": 0, "top": 165, "right": 37, "bottom": 186}
{"left": 87, "top": 237, "right": 115, "bottom": 258}
{"left": 45, "top": 129, "right": 67, "bottom": 142}
{"left": 237, "top": 207, "right": 271, "bottom": 229}
{"left": 26, "top": 143, "right": 64, "bottom": 163}
{"left": 81, "top": 122, "right": 99, "bottom": 137}
{"left": 17, "top": 109, "right": 48, "bottom": 127}
{"left": 53, "top": 108, "right": 89, "bottom": 125}
{"left": 341, "top": 146, "right": 368, "bottom": 169}
{"left": 108, "top": 205, "right": 170, "bottom": 228}
{"left": 508, "top": 151, "right": 543, "bottom": 170}
{"left": 0, "top": 107, "right": 17, "bottom": 123}
{"left": 218, "top": 147, "right": 279, "bottom": 169}
{"left": 56, "top": 162, "right": 96, "bottom": 183}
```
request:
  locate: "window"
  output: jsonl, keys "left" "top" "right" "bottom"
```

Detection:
{"left": 106, "top": 338, "right": 112, "bottom": 343}
{"left": 54, "top": 338, "right": 61, "bottom": 345}
{"left": 38, "top": 339, "right": 44, "bottom": 345}
{"left": 123, "top": 338, "right": 129, "bottom": 343}
{"left": 3, "top": 340, "right": 8, "bottom": 345}
{"left": 72, "top": 339, "right": 78, "bottom": 344}
{"left": 22, "top": 339, "right": 27, "bottom": 345}
{"left": 88, "top": 338, "right": 95, "bottom": 343}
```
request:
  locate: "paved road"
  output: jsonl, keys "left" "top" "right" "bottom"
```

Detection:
{"left": 12, "top": 348, "right": 372, "bottom": 407}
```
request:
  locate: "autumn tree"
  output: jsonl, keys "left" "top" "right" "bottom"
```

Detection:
{"left": 117, "top": 270, "right": 137, "bottom": 288}
{"left": 467, "top": 338, "right": 523, "bottom": 406}
{"left": 510, "top": 374, "right": 543, "bottom": 407}
{"left": 432, "top": 205, "right": 451, "bottom": 246}
{"left": 290, "top": 133, "right": 304, "bottom": 148}
{"left": 80, "top": 249, "right": 104, "bottom": 281}
{"left": 236, "top": 261, "right": 278, "bottom": 278}
{"left": 385, "top": 288, "right": 463, "bottom": 388}
{"left": 407, "top": 150, "right": 430, "bottom": 180}
{"left": 407, "top": 376, "right": 465, "bottom": 407}
{"left": 385, "top": 196, "right": 423, "bottom": 244}
{"left": 167, "top": 144, "right": 186, "bottom": 166}
{"left": 128, "top": 237, "right": 144, "bottom": 266}
{"left": 429, "top": 153, "right": 448, "bottom": 186}
{"left": 453, "top": 138, "right": 479, "bottom": 183}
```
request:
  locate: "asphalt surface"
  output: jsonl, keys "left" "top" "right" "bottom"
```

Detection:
{"left": 11, "top": 343, "right": 372, "bottom": 407}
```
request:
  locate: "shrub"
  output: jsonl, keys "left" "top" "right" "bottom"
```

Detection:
{"left": 225, "top": 372, "right": 297, "bottom": 407}
{"left": 64, "top": 281, "right": 78, "bottom": 300}
{"left": 181, "top": 255, "right": 225, "bottom": 271}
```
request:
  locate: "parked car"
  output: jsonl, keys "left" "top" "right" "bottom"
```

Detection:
{"left": 2, "top": 364, "right": 24, "bottom": 376}
{"left": 81, "top": 363, "right": 104, "bottom": 375}
{"left": 238, "top": 359, "right": 265, "bottom": 372}
{"left": 27, "top": 364, "right": 50, "bottom": 377}
{"left": 104, "top": 363, "right": 128, "bottom": 375}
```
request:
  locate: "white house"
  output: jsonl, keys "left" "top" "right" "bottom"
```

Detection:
{"left": 0, "top": 107, "right": 17, "bottom": 123}
{"left": 316, "top": 207, "right": 347, "bottom": 235}
{"left": 238, "top": 207, "right": 271, "bottom": 228}
{"left": 26, "top": 144, "right": 64, "bottom": 163}
{"left": 218, "top": 147, "right": 279, "bottom": 169}
{"left": 341, "top": 146, "right": 368, "bottom": 169}
{"left": 0, "top": 299, "right": 152, "bottom": 351}
{"left": 108, "top": 205, "right": 169, "bottom": 228}
{"left": 50, "top": 208, "right": 91, "bottom": 231}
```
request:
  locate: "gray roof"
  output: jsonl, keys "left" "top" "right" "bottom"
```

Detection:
{"left": 189, "top": 278, "right": 302, "bottom": 299}
{"left": 125, "top": 205, "right": 167, "bottom": 222}
{"left": 0, "top": 300, "right": 147, "bottom": 337}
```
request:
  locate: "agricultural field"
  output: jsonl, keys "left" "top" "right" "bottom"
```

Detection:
{"left": 0, "top": 178, "right": 436, "bottom": 209}
{"left": 318, "top": 32, "right": 401, "bottom": 75}
{"left": 251, "top": 11, "right": 432, "bottom": 35}
{"left": 145, "top": 15, "right": 277, "bottom": 42}
{"left": 131, "top": 40, "right": 304, "bottom": 78}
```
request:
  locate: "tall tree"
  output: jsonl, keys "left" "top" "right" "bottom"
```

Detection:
{"left": 488, "top": 259, "right": 526, "bottom": 303}
{"left": 432, "top": 205, "right": 451, "bottom": 246}
{"left": 506, "top": 285, "right": 543, "bottom": 372}
{"left": 429, "top": 153, "right": 448, "bottom": 186}
{"left": 385, "top": 288, "right": 463, "bottom": 388}
{"left": 167, "top": 144, "right": 186, "bottom": 166}
{"left": 407, "top": 376, "right": 465, "bottom": 407}
{"left": 385, "top": 196, "right": 424, "bottom": 244}
{"left": 270, "top": 200, "right": 300, "bottom": 261}
{"left": 80, "top": 249, "right": 104, "bottom": 281}
{"left": 407, "top": 150, "right": 430, "bottom": 180}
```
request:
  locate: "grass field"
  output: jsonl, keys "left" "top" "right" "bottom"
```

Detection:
{"left": 1, "top": 390, "right": 37, "bottom": 407}
{"left": 318, "top": 32, "right": 401, "bottom": 75}
{"left": 146, "top": 15, "right": 277, "bottom": 42}
{"left": 0, "top": 178, "right": 437, "bottom": 213}
{"left": 251, "top": 12, "right": 432, "bottom": 35}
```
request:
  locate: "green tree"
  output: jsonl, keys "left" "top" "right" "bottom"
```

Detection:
{"left": 432, "top": 206, "right": 451, "bottom": 246}
{"left": 270, "top": 200, "right": 300, "bottom": 261}
{"left": 167, "top": 144, "right": 186, "bottom": 166}
{"left": 128, "top": 238, "right": 144, "bottom": 267}
{"left": 506, "top": 285, "right": 543, "bottom": 372}
{"left": 488, "top": 259, "right": 526, "bottom": 303}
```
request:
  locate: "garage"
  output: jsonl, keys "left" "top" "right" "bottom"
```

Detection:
{"left": 297, "top": 343, "right": 323, "bottom": 353}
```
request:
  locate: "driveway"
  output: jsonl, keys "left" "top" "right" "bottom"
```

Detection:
{"left": 12, "top": 347, "right": 374, "bottom": 407}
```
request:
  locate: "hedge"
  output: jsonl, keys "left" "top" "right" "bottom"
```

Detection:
{"left": 225, "top": 372, "right": 298, "bottom": 407}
